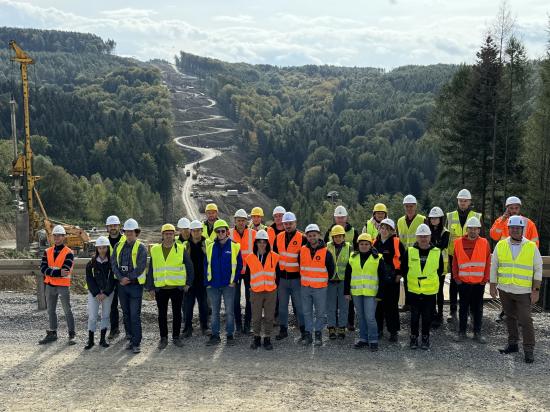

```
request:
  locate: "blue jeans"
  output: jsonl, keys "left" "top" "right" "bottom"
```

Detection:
{"left": 278, "top": 278, "right": 304, "bottom": 328}
{"left": 353, "top": 295, "right": 378, "bottom": 343}
{"left": 87, "top": 292, "right": 114, "bottom": 332}
{"left": 207, "top": 286, "right": 235, "bottom": 337}
{"left": 118, "top": 283, "right": 143, "bottom": 347}
{"left": 327, "top": 281, "right": 348, "bottom": 328}
{"left": 301, "top": 286, "right": 327, "bottom": 333}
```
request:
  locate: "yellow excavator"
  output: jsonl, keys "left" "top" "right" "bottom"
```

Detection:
{"left": 9, "top": 40, "right": 90, "bottom": 252}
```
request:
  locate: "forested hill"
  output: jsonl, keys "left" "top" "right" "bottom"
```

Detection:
{"left": 176, "top": 52, "right": 459, "bottom": 227}
{"left": 0, "top": 27, "right": 180, "bottom": 225}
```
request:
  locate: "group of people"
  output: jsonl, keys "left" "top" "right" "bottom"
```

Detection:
{"left": 38, "top": 190, "right": 543, "bottom": 363}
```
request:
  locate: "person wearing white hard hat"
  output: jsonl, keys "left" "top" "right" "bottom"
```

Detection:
{"left": 490, "top": 196, "right": 539, "bottom": 247}
{"left": 267, "top": 206, "right": 286, "bottom": 247}
{"left": 38, "top": 225, "right": 76, "bottom": 346}
{"left": 490, "top": 215, "right": 542, "bottom": 363}
{"left": 273, "top": 211, "right": 307, "bottom": 341}
{"left": 299, "top": 224, "right": 335, "bottom": 346}
{"left": 425, "top": 206, "right": 450, "bottom": 328}
{"left": 446, "top": 189, "right": 482, "bottom": 324}
{"left": 373, "top": 218, "right": 405, "bottom": 342}
{"left": 176, "top": 217, "right": 191, "bottom": 245}
{"left": 104, "top": 215, "right": 124, "bottom": 340}
{"left": 230, "top": 209, "right": 257, "bottom": 335}
{"left": 84, "top": 236, "right": 116, "bottom": 350}
{"left": 396, "top": 194, "right": 426, "bottom": 312}
{"left": 452, "top": 216, "right": 491, "bottom": 344}
{"left": 323, "top": 205, "right": 359, "bottom": 250}
{"left": 111, "top": 218, "right": 148, "bottom": 354}
{"left": 400, "top": 223, "right": 444, "bottom": 350}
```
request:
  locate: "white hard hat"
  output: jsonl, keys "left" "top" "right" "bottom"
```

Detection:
{"left": 508, "top": 215, "right": 525, "bottom": 227}
{"left": 305, "top": 223, "right": 320, "bottom": 233}
{"left": 105, "top": 215, "right": 120, "bottom": 225}
{"left": 273, "top": 206, "right": 286, "bottom": 215}
{"left": 415, "top": 223, "right": 431, "bottom": 236}
{"left": 282, "top": 212, "right": 296, "bottom": 223}
{"left": 123, "top": 218, "right": 139, "bottom": 231}
{"left": 505, "top": 196, "right": 522, "bottom": 207}
{"left": 428, "top": 207, "right": 444, "bottom": 218}
{"left": 380, "top": 218, "right": 395, "bottom": 230}
{"left": 457, "top": 189, "right": 472, "bottom": 200}
{"left": 234, "top": 209, "right": 248, "bottom": 219}
{"left": 466, "top": 216, "right": 482, "bottom": 228}
{"left": 52, "top": 225, "right": 66, "bottom": 235}
{"left": 189, "top": 220, "right": 203, "bottom": 230}
{"left": 95, "top": 236, "right": 110, "bottom": 247}
{"left": 334, "top": 205, "right": 348, "bottom": 217}
{"left": 403, "top": 194, "right": 417, "bottom": 204}
{"left": 255, "top": 229, "right": 269, "bottom": 240}
{"left": 177, "top": 217, "right": 190, "bottom": 229}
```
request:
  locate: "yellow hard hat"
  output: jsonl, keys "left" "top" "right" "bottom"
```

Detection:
{"left": 357, "top": 233, "right": 373, "bottom": 243}
{"left": 330, "top": 225, "right": 346, "bottom": 237}
{"left": 161, "top": 223, "right": 176, "bottom": 232}
{"left": 213, "top": 219, "right": 229, "bottom": 231}
{"left": 205, "top": 203, "right": 218, "bottom": 212}
{"left": 251, "top": 207, "right": 264, "bottom": 217}
{"left": 373, "top": 203, "right": 388, "bottom": 214}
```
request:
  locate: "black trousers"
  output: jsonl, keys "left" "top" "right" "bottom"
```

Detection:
{"left": 183, "top": 285, "right": 209, "bottom": 331}
{"left": 155, "top": 288, "right": 184, "bottom": 339}
{"left": 348, "top": 301, "right": 355, "bottom": 327}
{"left": 458, "top": 283, "right": 484, "bottom": 333}
{"left": 110, "top": 287, "right": 120, "bottom": 332}
{"left": 375, "top": 281, "right": 401, "bottom": 334}
{"left": 448, "top": 256, "right": 458, "bottom": 313}
{"left": 410, "top": 293, "right": 436, "bottom": 337}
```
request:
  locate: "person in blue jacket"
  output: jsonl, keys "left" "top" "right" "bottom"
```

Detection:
{"left": 203, "top": 219, "right": 243, "bottom": 346}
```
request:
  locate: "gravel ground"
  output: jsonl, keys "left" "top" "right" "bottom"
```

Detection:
{"left": 0, "top": 291, "right": 549, "bottom": 411}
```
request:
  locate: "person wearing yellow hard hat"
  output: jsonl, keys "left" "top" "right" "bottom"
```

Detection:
{"left": 249, "top": 207, "right": 267, "bottom": 231}
{"left": 363, "top": 203, "right": 388, "bottom": 239}
{"left": 203, "top": 203, "right": 219, "bottom": 242}
{"left": 146, "top": 224, "right": 194, "bottom": 350}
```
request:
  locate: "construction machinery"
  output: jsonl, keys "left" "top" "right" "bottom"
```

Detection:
{"left": 9, "top": 40, "right": 90, "bottom": 253}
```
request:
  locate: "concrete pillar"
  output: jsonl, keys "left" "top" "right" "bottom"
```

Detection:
{"left": 16, "top": 210, "right": 29, "bottom": 251}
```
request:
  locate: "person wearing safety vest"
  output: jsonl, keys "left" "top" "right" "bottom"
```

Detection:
{"left": 273, "top": 211, "right": 307, "bottom": 341}
{"left": 176, "top": 217, "right": 191, "bottom": 245}
{"left": 267, "top": 206, "right": 286, "bottom": 248}
{"left": 326, "top": 225, "right": 351, "bottom": 340}
{"left": 490, "top": 216, "right": 542, "bottom": 364}
{"left": 38, "top": 225, "right": 76, "bottom": 345}
{"left": 374, "top": 218, "right": 405, "bottom": 342}
{"left": 146, "top": 224, "right": 194, "bottom": 350}
{"left": 426, "top": 207, "right": 450, "bottom": 329}
{"left": 202, "top": 203, "right": 219, "bottom": 242}
{"left": 446, "top": 189, "right": 482, "bottom": 324}
{"left": 249, "top": 207, "right": 267, "bottom": 231}
{"left": 203, "top": 219, "right": 243, "bottom": 346}
{"left": 397, "top": 194, "right": 426, "bottom": 312}
{"left": 105, "top": 215, "right": 125, "bottom": 340}
{"left": 111, "top": 218, "right": 147, "bottom": 354}
{"left": 84, "top": 236, "right": 116, "bottom": 350}
{"left": 300, "top": 224, "right": 335, "bottom": 346}
{"left": 400, "top": 223, "right": 443, "bottom": 350}
{"left": 246, "top": 229, "right": 281, "bottom": 350}
{"left": 230, "top": 209, "right": 257, "bottom": 335}
{"left": 344, "top": 233, "right": 385, "bottom": 351}
{"left": 490, "top": 196, "right": 539, "bottom": 247}
{"left": 452, "top": 217, "right": 491, "bottom": 344}
{"left": 363, "top": 203, "right": 388, "bottom": 239}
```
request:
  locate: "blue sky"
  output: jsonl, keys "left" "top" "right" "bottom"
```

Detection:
{"left": 0, "top": 0, "right": 548, "bottom": 68}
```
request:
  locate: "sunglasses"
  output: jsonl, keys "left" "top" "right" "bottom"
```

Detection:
{"left": 216, "top": 229, "right": 227, "bottom": 234}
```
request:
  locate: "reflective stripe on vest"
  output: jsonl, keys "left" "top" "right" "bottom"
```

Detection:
{"left": 407, "top": 247, "right": 440, "bottom": 295}
{"left": 150, "top": 243, "right": 186, "bottom": 287}
{"left": 45, "top": 246, "right": 73, "bottom": 287}
{"left": 115, "top": 240, "right": 146, "bottom": 285}
{"left": 496, "top": 240, "right": 535, "bottom": 292}
{"left": 206, "top": 240, "right": 241, "bottom": 284}
{"left": 300, "top": 246, "right": 328, "bottom": 288}
{"left": 447, "top": 210, "right": 481, "bottom": 256}
{"left": 349, "top": 252, "right": 381, "bottom": 296}
{"left": 276, "top": 231, "right": 303, "bottom": 272}
{"left": 246, "top": 252, "right": 280, "bottom": 292}
{"left": 397, "top": 214, "right": 426, "bottom": 248}
{"left": 453, "top": 237, "right": 489, "bottom": 284}
{"left": 326, "top": 241, "right": 350, "bottom": 280}
{"left": 230, "top": 228, "right": 256, "bottom": 274}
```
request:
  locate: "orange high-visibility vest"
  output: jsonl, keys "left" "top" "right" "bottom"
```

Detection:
{"left": 230, "top": 228, "right": 256, "bottom": 274}
{"left": 453, "top": 237, "right": 489, "bottom": 284}
{"left": 44, "top": 246, "right": 73, "bottom": 287}
{"left": 276, "top": 231, "right": 303, "bottom": 273}
{"left": 246, "top": 252, "right": 280, "bottom": 292}
{"left": 374, "top": 236, "right": 401, "bottom": 270}
{"left": 300, "top": 246, "right": 328, "bottom": 288}
{"left": 267, "top": 226, "right": 283, "bottom": 248}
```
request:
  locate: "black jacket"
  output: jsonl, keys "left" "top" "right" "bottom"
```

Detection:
{"left": 189, "top": 237, "right": 208, "bottom": 289}
{"left": 374, "top": 234, "right": 406, "bottom": 280}
{"left": 86, "top": 257, "right": 116, "bottom": 297}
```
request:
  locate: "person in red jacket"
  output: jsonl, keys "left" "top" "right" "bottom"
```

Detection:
{"left": 490, "top": 196, "right": 539, "bottom": 247}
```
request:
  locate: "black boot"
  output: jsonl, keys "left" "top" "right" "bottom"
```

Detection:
{"left": 524, "top": 351, "right": 534, "bottom": 363}
{"left": 499, "top": 344, "right": 519, "bottom": 354}
{"left": 100, "top": 329, "right": 110, "bottom": 348}
{"left": 263, "top": 337, "right": 273, "bottom": 350}
{"left": 108, "top": 328, "right": 119, "bottom": 340}
{"left": 250, "top": 336, "right": 261, "bottom": 349}
{"left": 243, "top": 322, "right": 252, "bottom": 336}
{"left": 409, "top": 335, "right": 418, "bottom": 350}
{"left": 38, "top": 330, "right": 57, "bottom": 345}
{"left": 68, "top": 331, "right": 76, "bottom": 346}
{"left": 84, "top": 331, "right": 95, "bottom": 350}
{"left": 421, "top": 335, "right": 430, "bottom": 350}
{"left": 314, "top": 331, "right": 322, "bottom": 347}
{"left": 299, "top": 325, "right": 306, "bottom": 341}
{"left": 302, "top": 332, "right": 313, "bottom": 345}
{"left": 275, "top": 326, "right": 288, "bottom": 340}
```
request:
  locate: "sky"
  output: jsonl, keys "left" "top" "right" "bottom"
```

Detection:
{"left": 0, "top": 0, "right": 548, "bottom": 68}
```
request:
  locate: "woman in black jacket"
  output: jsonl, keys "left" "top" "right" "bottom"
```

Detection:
{"left": 85, "top": 236, "right": 116, "bottom": 349}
